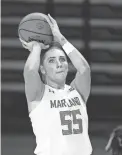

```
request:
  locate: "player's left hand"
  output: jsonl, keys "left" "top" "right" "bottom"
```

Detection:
{"left": 46, "top": 14, "right": 63, "bottom": 42}
{"left": 19, "top": 38, "right": 49, "bottom": 52}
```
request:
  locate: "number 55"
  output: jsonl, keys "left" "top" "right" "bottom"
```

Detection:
{"left": 59, "top": 109, "right": 83, "bottom": 135}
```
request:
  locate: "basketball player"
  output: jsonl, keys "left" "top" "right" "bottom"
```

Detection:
{"left": 20, "top": 14, "right": 92, "bottom": 155}
{"left": 105, "top": 125, "right": 122, "bottom": 155}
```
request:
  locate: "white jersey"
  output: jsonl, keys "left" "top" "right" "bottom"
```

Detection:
{"left": 29, "top": 84, "right": 92, "bottom": 155}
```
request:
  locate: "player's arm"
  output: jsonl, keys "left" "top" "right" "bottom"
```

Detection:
{"left": 46, "top": 14, "right": 91, "bottom": 103}
{"left": 20, "top": 40, "right": 48, "bottom": 108}
{"left": 105, "top": 132, "right": 115, "bottom": 152}
{"left": 63, "top": 41, "right": 91, "bottom": 103}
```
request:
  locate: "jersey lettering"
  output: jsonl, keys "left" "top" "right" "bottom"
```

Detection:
{"left": 59, "top": 109, "right": 83, "bottom": 135}
{"left": 50, "top": 97, "right": 81, "bottom": 108}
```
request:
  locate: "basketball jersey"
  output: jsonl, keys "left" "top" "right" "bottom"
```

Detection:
{"left": 29, "top": 84, "right": 92, "bottom": 155}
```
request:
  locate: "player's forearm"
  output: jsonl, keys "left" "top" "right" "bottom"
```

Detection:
{"left": 24, "top": 46, "right": 41, "bottom": 72}
{"left": 68, "top": 47, "right": 90, "bottom": 73}
{"left": 59, "top": 35, "right": 90, "bottom": 73}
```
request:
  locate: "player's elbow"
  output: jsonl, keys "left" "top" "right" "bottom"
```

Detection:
{"left": 79, "top": 65, "right": 91, "bottom": 75}
{"left": 24, "top": 62, "right": 39, "bottom": 73}
{"left": 84, "top": 65, "right": 91, "bottom": 73}
{"left": 24, "top": 61, "right": 39, "bottom": 73}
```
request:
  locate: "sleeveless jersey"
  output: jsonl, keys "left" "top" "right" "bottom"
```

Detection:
{"left": 29, "top": 84, "right": 92, "bottom": 155}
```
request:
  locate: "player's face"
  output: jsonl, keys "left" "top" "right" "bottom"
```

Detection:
{"left": 41, "top": 47, "right": 68, "bottom": 85}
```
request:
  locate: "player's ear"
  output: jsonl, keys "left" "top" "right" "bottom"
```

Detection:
{"left": 40, "top": 65, "right": 46, "bottom": 75}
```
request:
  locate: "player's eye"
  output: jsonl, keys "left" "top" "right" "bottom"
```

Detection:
{"left": 60, "top": 57, "right": 66, "bottom": 62}
{"left": 49, "top": 59, "right": 55, "bottom": 63}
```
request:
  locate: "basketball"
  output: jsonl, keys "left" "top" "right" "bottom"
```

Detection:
{"left": 18, "top": 13, "right": 53, "bottom": 45}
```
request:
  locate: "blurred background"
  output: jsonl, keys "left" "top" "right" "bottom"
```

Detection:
{"left": 1, "top": 0, "right": 122, "bottom": 155}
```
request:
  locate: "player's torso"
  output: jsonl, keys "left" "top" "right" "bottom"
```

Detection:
{"left": 29, "top": 84, "right": 92, "bottom": 155}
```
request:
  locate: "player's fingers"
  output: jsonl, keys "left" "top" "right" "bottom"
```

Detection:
{"left": 19, "top": 38, "right": 28, "bottom": 46}
{"left": 48, "top": 14, "right": 60, "bottom": 32}
{"left": 47, "top": 15, "right": 57, "bottom": 30}
{"left": 46, "top": 19, "right": 55, "bottom": 33}
{"left": 45, "top": 15, "right": 53, "bottom": 28}
{"left": 47, "top": 14, "right": 54, "bottom": 24}
{"left": 22, "top": 43, "right": 30, "bottom": 50}
{"left": 43, "top": 44, "right": 49, "bottom": 49}
{"left": 48, "top": 14, "right": 56, "bottom": 24}
{"left": 20, "top": 40, "right": 33, "bottom": 51}
{"left": 19, "top": 39, "right": 31, "bottom": 50}
{"left": 39, "top": 42, "right": 49, "bottom": 49}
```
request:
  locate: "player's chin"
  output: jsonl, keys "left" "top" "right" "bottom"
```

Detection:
{"left": 55, "top": 72, "right": 67, "bottom": 81}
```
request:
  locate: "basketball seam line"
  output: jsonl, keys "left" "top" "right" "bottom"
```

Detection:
{"left": 19, "top": 29, "right": 53, "bottom": 36}
{"left": 19, "top": 19, "right": 48, "bottom": 27}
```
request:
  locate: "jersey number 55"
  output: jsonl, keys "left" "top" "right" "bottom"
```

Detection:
{"left": 59, "top": 109, "right": 83, "bottom": 135}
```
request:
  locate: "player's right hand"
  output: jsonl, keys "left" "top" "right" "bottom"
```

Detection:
{"left": 19, "top": 38, "right": 49, "bottom": 52}
{"left": 45, "top": 14, "right": 63, "bottom": 43}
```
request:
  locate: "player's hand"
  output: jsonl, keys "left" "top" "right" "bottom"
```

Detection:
{"left": 46, "top": 14, "right": 63, "bottom": 42}
{"left": 19, "top": 38, "right": 49, "bottom": 52}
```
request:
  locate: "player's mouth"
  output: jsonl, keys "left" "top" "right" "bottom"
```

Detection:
{"left": 56, "top": 71, "right": 64, "bottom": 74}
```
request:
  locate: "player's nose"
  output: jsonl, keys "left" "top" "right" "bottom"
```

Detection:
{"left": 56, "top": 60, "right": 62, "bottom": 68}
